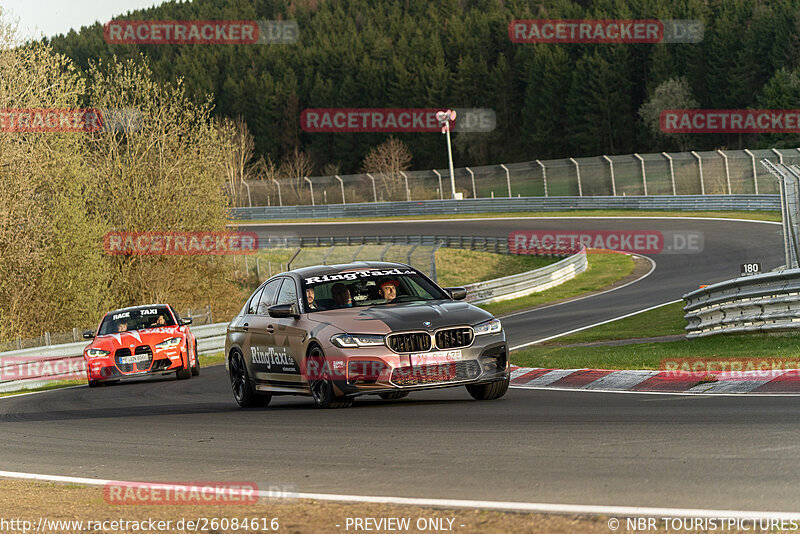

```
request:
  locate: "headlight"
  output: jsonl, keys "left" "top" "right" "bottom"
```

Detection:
{"left": 330, "top": 334, "right": 386, "bottom": 348}
{"left": 86, "top": 348, "right": 110, "bottom": 358}
{"left": 474, "top": 318, "right": 502, "bottom": 336}
{"left": 155, "top": 337, "right": 182, "bottom": 350}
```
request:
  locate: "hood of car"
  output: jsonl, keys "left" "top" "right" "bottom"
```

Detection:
{"left": 309, "top": 299, "right": 493, "bottom": 334}
{"left": 87, "top": 326, "right": 183, "bottom": 351}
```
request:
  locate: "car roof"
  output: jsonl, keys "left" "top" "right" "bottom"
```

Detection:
{"left": 105, "top": 304, "right": 170, "bottom": 315}
{"left": 289, "top": 261, "right": 415, "bottom": 278}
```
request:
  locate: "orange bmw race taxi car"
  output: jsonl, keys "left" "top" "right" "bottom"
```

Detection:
{"left": 225, "top": 262, "right": 510, "bottom": 408}
{"left": 83, "top": 304, "right": 199, "bottom": 387}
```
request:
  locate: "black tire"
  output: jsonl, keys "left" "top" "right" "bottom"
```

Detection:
{"left": 379, "top": 391, "right": 409, "bottom": 400}
{"left": 466, "top": 377, "right": 510, "bottom": 401}
{"left": 307, "top": 346, "right": 352, "bottom": 409}
{"left": 229, "top": 349, "right": 272, "bottom": 408}
{"left": 190, "top": 341, "right": 200, "bottom": 376}
{"left": 88, "top": 380, "right": 100, "bottom": 388}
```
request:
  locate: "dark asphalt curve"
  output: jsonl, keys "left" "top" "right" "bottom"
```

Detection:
{"left": 2, "top": 367, "right": 800, "bottom": 512}
{"left": 250, "top": 217, "right": 786, "bottom": 347}
{"left": 1, "top": 217, "right": 795, "bottom": 513}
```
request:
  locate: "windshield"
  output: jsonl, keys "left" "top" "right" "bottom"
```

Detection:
{"left": 98, "top": 306, "right": 176, "bottom": 335}
{"left": 302, "top": 268, "right": 449, "bottom": 311}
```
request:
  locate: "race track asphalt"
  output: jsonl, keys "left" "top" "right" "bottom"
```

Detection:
{"left": 2, "top": 217, "right": 797, "bottom": 513}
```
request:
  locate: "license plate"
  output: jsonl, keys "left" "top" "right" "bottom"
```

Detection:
{"left": 409, "top": 350, "right": 462, "bottom": 366}
{"left": 120, "top": 354, "right": 149, "bottom": 364}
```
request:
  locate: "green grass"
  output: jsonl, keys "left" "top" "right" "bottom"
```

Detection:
{"left": 480, "top": 251, "right": 636, "bottom": 317}
{"left": 231, "top": 209, "right": 781, "bottom": 225}
{"left": 538, "top": 301, "right": 687, "bottom": 344}
{"left": 435, "top": 249, "right": 555, "bottom": 287}
{"left": 199, "top": 350, "right": 225, "bottom": 367}
{"left": 510, "top": 300, "right": 800, "bottom": 370}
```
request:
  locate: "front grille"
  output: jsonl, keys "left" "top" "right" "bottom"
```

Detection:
{"left": 391, "top": 360, "right": 481, "bottom": 386}
{"left": 387, "top": 332, "right": 431, "bottom": 353}
{"left": 115, "top": 348, "right": 133, "bottom": 373}
{"left": 134, "top": 345, "right": 153, "bottom": 371}
{"left": 435, "top": 327, "right": 474, "bottom": 349}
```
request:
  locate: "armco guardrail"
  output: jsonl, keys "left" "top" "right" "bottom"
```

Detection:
{"left": 683, "top": 269, "right": 800, "bottom": 338}
{"left": 230, "top": 195, "right": 780, "bottom": 221}
{"left": 0, "top": 322, "right": 227, "bottom": 393}
{"left": 0, "top": 247, "right": 591, "bottom": 392}
{"left": 465, "top": 247, "right": 587, "bottom": 305}
{"left": 262, "top": 234, "right": 512, "bottom": 253}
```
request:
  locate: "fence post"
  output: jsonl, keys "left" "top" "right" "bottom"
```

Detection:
{"left": 399, "top": 171, "right": 410, "bottom": 201}
{"left": 364, "top": 173, "right": 378, "bottom": 202}
{"left": 16, "top": 337, "right": 21, "bottom": 350}
{"left": 432, "top": 170, "right": 443, "bottom": 200}
{"left": 271, "top": 178, "right": 282, "bottom": 206}
{"left": 661, "top": 152, "right": 676, "bottom": 195}
{"left": 335, "top": 175, "right": 346, "bottom": 204}
{"left": 536, "top": 160, "right": 548, "bottom": 197}
{"left": 602, "top": 155, "right": 617, "bottom": 196}
{"left": 207, "top": 305, "right": 212, "bottom": 324}
{"left": 380, "top": 243, "right": 393, "bottom": 261}
{"left": 569, "top": 157, "right": 583, "bottom": 196}
{"left": 73, "top": 327, "right": 79, "bottom": 343}
{"left": 773, "top": 147, "right": 785, "bottom": 164}
{"left": 407, "top": 244, "right": 419, "bottom": 266}
{"left": 691, "top": 151, "right": 705, "bottom": 195}
{"left": 430, "top": 242, "right": 443, "bottom": 282}
{"left": 633, "top": 153, "right": 647, "bottom": 195}
{"left": 321, "top": 245, "right": 335, "bottom": 265}
{"left": 303, "top": 177, "right": 315, "bottom": 206}
{"left": 287, "top": 248, "right": 301, "bottom": 270}
{"left": 465, "top": 167, "right": 476, "bottom": 199}
{"left": 743, "top": 149, "right": 758, "bottom": 194}
{"left": 255, "top": 256, "right": 261, "bottom": 280}
{"left": 500, "top": 164, "right": 512, "bottom": 197}
{"left": 717, "top": 149, "right": 732, "bottom": 194}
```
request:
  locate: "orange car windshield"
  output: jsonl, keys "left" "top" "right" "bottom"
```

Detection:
{"left": 98, "top": 307, "right": 176, "bottom": 335}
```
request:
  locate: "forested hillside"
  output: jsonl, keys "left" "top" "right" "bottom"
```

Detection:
{"left": 46, "top": 0, "right": 800, "bottom": 173}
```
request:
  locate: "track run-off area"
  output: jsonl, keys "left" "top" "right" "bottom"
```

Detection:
{"left": 2, "top": 216, "right": 799, "bottom": 514}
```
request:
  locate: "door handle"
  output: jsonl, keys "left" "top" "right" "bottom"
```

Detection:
{"left": 243, "top": 322, "right": 249, "bottom": 332}
{"left": 267, "top": 324, "right": 274, "bottom": 333}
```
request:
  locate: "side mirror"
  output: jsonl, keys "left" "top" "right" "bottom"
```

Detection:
{"left": 269, "top": 303, "right": 299, "bottom": 318}
{"left": 181, "top": 318, "right": 193, "bottom": 325}
{"left": 445, "top": 287, "right": 467, "bottom": 300}
{"left": 83, "top": 331, "right": 95, "bottom": 339}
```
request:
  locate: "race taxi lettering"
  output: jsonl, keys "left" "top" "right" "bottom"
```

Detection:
{"left": 140, "top": 309, "right": 159, "bottom": 315}
{"left": 112, "top": 312, "right": 131, "bottom": 320}
{"left": 250, "top": 346, "right": 298, "bottom": 372}
{"left": 304, "top": 268, "right": 415, "bottom": 285}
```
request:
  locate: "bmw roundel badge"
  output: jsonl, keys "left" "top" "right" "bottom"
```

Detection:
{"left": 423, "top": 321, "right": 432, "bottom": 327}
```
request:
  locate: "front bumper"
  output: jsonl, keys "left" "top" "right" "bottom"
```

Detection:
{"left": 322, "top": 337, "right": 509, "bottom": 397}
{"left": 86, "top": 349, "right": 184, "bottom": 381}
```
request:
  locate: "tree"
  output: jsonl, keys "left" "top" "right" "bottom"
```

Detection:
{"left": 361, "top": 137, "right": 412, "bottom": 200}
{"left": 638, "top": 76, "right": 699, "bottom": 152}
